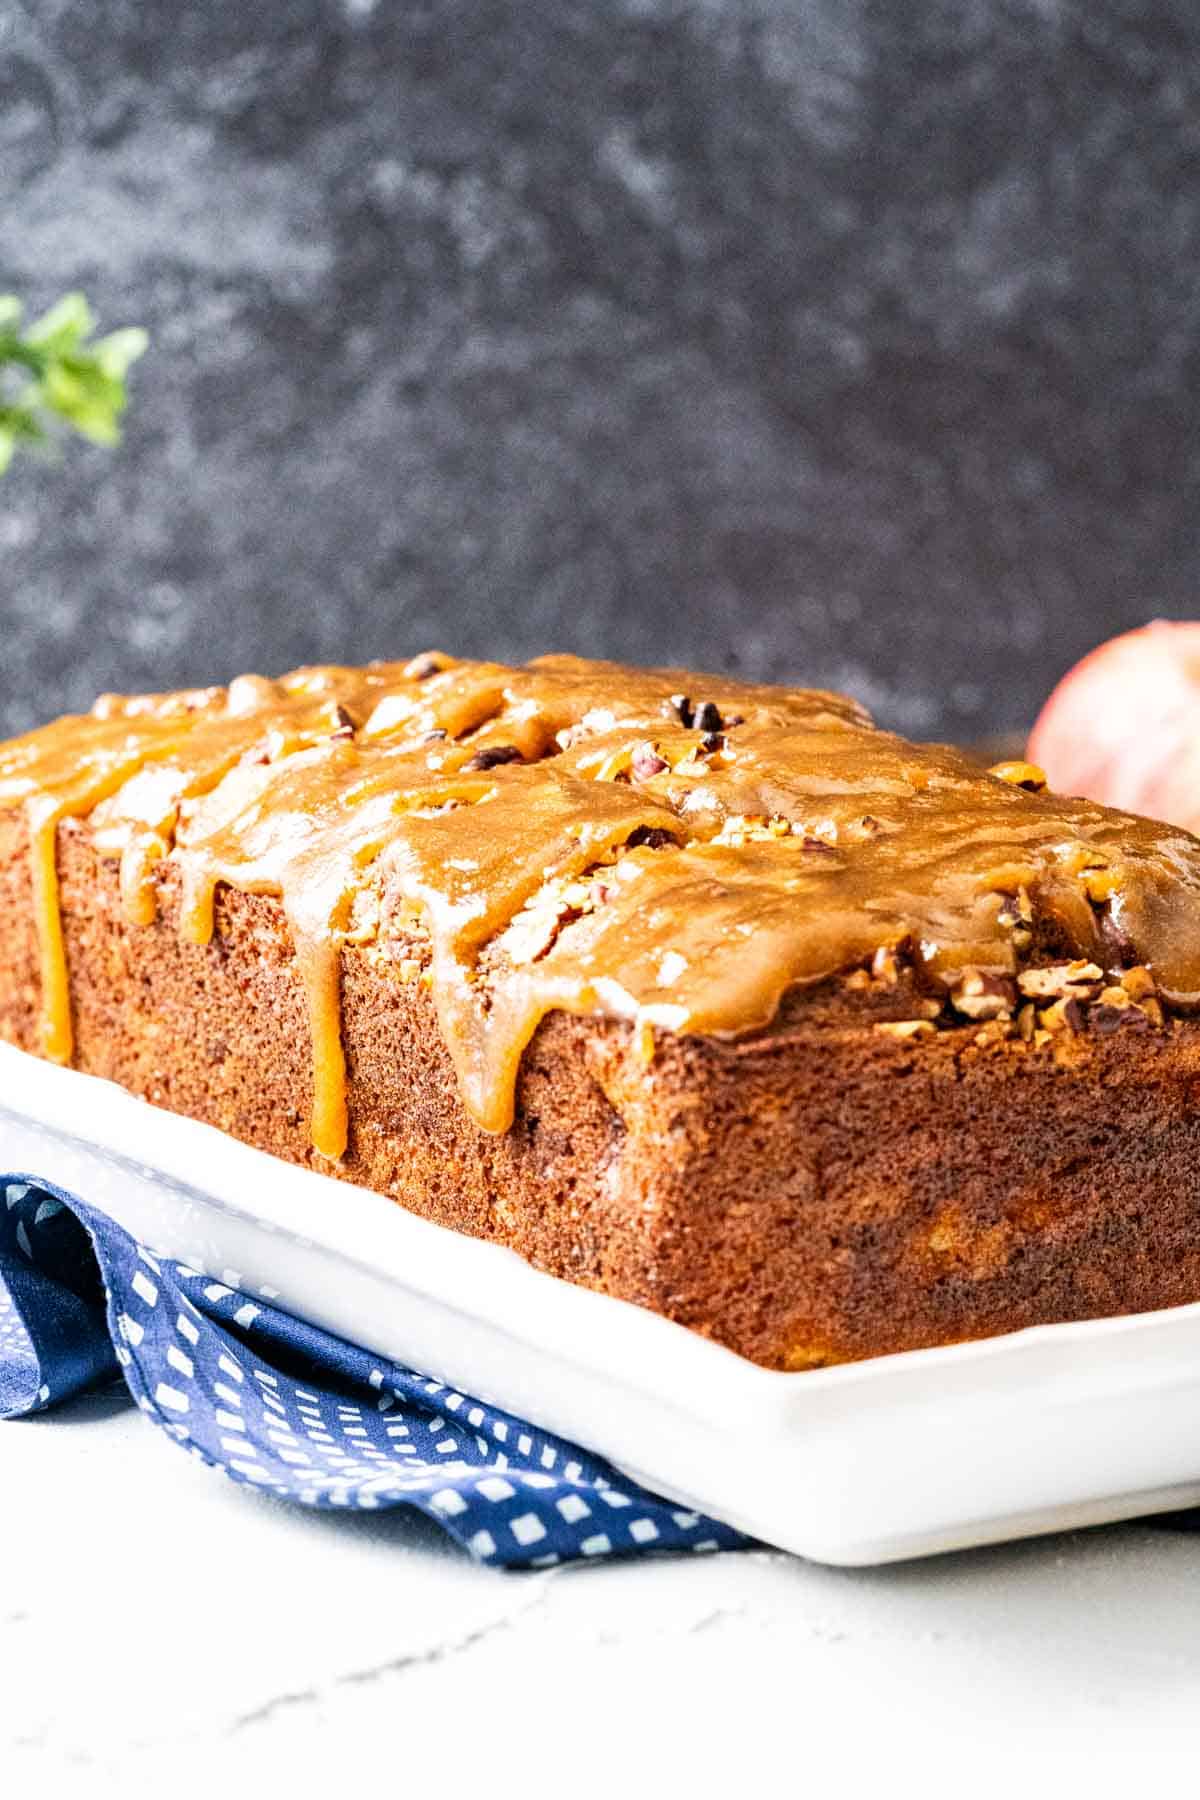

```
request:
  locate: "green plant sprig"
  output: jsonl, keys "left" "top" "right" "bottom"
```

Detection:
{"left": 0, "top": 292, "right": 147, "bottom": 474}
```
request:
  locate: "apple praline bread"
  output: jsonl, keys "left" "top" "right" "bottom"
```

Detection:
{"left": 5, "top": 650, "right": 1200, "bottom": 1370}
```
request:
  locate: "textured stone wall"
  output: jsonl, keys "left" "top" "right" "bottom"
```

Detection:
{"left": 3, "top": 1, "right": 1200, "bottom": 738}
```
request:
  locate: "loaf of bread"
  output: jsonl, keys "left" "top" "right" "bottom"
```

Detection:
{"left": 5, "top": 651, "right": 1200, "bottom": 1369}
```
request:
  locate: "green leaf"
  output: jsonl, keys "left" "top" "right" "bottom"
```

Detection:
{"left": 24, "top": 291, "right": 93, "bottom": 353}
{"left": 92, "top": 326, "right": 149, "bottom": 381}
{"left": 0, "top": 291, "right": 146, "bottom": 471}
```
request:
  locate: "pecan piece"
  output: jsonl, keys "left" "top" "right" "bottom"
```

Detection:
{"left": 1090, "top": 1001, "right": 1150, "bottom": 1035}
{"left": 1039, "top": 997, "right": 1087, "bottom": 1034}
{"left": 988, "top": 760, "right": 1048, "bottom": 791}
{"left": 404, "top": 652, "right": 445, "bottom": 681}
{"left": 1119, "top": 965, "right": 1157, "bottom": 1001}
{"left": 1089, "top": 984, "right": 1161, "bottom": 1033}
{"left": 625, "top": 825, "right": 677, "bottom": 850}
{"left": 871, "top": 945, "right": 901, "bottom": 986}
{"left": 668, "top": 694, "right": 724, "bottom": 733}
{"left": 1018, "top": 961, "right": 1103, "bottom": 1002}
{"left": 631, "top": 742, "right": 669, "bottom": 781}
{"left": 463, "top": 744, "right": 524, "bottom": 772}
{"left": 950, "top": 969, "right": 1017, "bottom": 1021}
{"left": 998, "top": 885, "right": 1034, "bottom": 927}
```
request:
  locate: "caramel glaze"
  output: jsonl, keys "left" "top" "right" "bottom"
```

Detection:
{"left": 5, "top": 651, "right": 1200, "bottom": 1160}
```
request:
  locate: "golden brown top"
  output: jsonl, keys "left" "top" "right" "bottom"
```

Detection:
{"left": 5, "top": 650, "right": 1200, "bottom": 1156}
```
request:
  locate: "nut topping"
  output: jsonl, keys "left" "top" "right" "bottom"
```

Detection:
{"left": 625, "top": 825, "right": 677, "bottom": 850}
{"left": 998, "top": 885, "right": 1034, "bottom": 927}
{"left": 631, "top": 742, "right": 669, "bottom": 781}
{"left": 1119, "top": 965, "right": 1156, "bottom": 1001}
{"left": 1089, "top": 997, "right": 1151, "bottom": 1035}
{"left": 989, "top": 760, "right": 1048, "bottom": 791}
{"left": 463, "top": 744, "right": 524, "bottom": 772}
{"left": 871, "top": 945, "right": 901, "bottom": 986}
{"left": 1039, "top": 997, "right": 1087, "bottom": 1034}
{"left": 1017, "top": 961, "right": 1103, "bottom": 1001}
{"left": 668, "top": 694, "right": 724, "bottom": 733}
{"left": 950, "top": 969, "right": 1017, "bottom": 1021}
{"left": 404, "top": 652, "right": 446, "bottom": 681}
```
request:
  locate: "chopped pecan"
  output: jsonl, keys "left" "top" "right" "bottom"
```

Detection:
{"left": 463, "top": 744, "right": 524, "bottom": 772}
{"left": 988, "top": 760, "right": 1048, "bottom": 791}
{"left": 1084, "top": 867, "right": 1120, "bottom": 904}
{"left": 1039, "top": 997, "right": 1087, "bottom": 1034}
{"left": 1090, "top": 1000, "right": 1151, "bottom": 1035}
{"left": 1018, "top": 961, "right": 1103, "bottom": 1002}
{"left": 871, "top": 946, "right": 901, "bottom": 986}
{"left": 1119, "top": 965, "right": 1157, "bottom": 1001}
{"left": 717, "top": 813, "right": 791, "bottom": 847}
{"left": 631, "top": 742, "right": 669, "bottom": 781}
{"left": 625, "top": 825, "right": 677, "bottom": 850}
{"left": 592, "top": 744, "right": 634, "bottom": 782}
{"left": 404, "top": 652, "right": 445, "bottom": 681}
{"left": 953, "top": 993, "right": 1012, "bottom": 1022}
{"left": 874, "top": 1020, "right": 936, "bottom": 1041}
{"left": 668, "top": 695, "right": 724, "bottom": 733}
{"left": 998, "top": 885, "right": 1033, "bottom": 927}
{"left": 1087, "top": 983, "right": 1162, "bottom": 1033}
{"left": 950, "top": 969, "right": 1017, "bottom": 1020}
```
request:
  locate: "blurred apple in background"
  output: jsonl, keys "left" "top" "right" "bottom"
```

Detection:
{"left": 1028, "top": 621, "right": 1200, "bottom": 834}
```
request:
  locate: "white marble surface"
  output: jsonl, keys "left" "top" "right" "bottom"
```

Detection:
{"left": 2, "top": 1386, "right": 1198, "bottom": 1794}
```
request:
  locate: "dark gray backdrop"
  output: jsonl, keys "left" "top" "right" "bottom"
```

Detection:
{"left": 3, "top": 0, "right": 1199, "bottom": 740}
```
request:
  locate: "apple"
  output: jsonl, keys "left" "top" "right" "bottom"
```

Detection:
{"left": 1028, "top": 621, "right": 1200, "bottom": 832}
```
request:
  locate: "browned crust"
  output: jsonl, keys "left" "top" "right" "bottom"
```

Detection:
{"left": 4, "top": 810, "right": 1200, "bottom": 1369}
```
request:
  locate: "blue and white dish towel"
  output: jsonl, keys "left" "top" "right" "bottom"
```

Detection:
{"left": 0, "top": 1173, "right": 747, "bottom": 1567}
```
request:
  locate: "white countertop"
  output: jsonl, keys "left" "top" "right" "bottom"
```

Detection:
{"left": 2, "top": 1386, "right": 1197, "bottom": 1794}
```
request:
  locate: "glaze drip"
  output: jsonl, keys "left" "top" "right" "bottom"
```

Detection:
{"left": 5, "top": 651, "right": 1200, "bottom": 1156}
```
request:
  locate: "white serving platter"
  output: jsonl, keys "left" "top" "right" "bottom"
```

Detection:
{"left": 3, "top": 1037, "right": 1200, "bottom": 1565}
